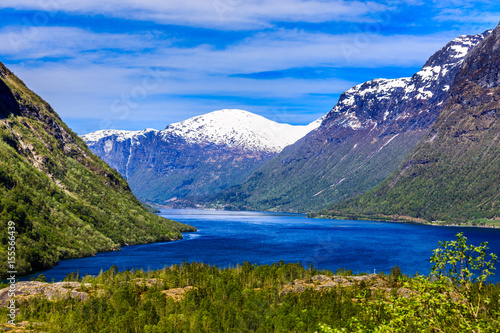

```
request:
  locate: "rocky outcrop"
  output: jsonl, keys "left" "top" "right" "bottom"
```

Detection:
{"left": 280, "top": 274, "right": 417, "bottom": 299}
{"left": 281, "top": 274, "right": 382, "bottom": 295}
{"left": 0, "top": 281, "right": 91, "bottom": 306}
{"left": 0, "top": 280, "right": 197, "bottom": 309}
{"left": 162, "top": 286, "right": 197, "bottom": 301}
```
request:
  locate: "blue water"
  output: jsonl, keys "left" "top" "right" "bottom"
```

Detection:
{"left": 23, "top": 209, "right": 500, "bottom": 282}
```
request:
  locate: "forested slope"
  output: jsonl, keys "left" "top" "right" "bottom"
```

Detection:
{"left": 0, "top": 62, "right": 195, "bottom": 278}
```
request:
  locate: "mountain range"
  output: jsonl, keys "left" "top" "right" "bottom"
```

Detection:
{"left": 203, "top": 29, "right": 492, "bottom": 213}
{"left": 317, "top": 24, "right": 500, "bottom": 224}
{"left": 82, "top": 109, "right": 321, "bottom": 205}
{"left": 82, "top": 24, "right": 500, "bottom": 225}
{"left": 2, "top": 19, "right": 499, "bottom": 281}
{"left": 0, "top": 62, "right": 195, "bottom": 278}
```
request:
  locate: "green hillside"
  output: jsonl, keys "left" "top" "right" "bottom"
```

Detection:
{"left": 0, "top": 62, "right": 195, "bottom": 278}
{"left": 316, "top": 27, "right": 500, "bottom": 225}
{"left": 209, "top": 129, "right": 426, "bottom": 213}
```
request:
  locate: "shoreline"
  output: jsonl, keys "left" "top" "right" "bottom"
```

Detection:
{"left": 310, "top": 213, "right": 500, "bottom": 229}
{"left": 156, "top": 204, "right": 500, "bottom": 229}
{"left": 3, "top": 228, "right": 197, "bottom": 282}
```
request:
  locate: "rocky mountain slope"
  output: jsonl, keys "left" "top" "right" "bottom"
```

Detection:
{"left": 82, "top": 109, "right": 321, "bottom": 205}
{"left": 209, "top": 30, "right": 491, "bottom": 213}
{"left": 0, "top": 62, "right": 195, "bottom": 278}
{"left": 319, "top": 24, "right": 500, "bottom": 224}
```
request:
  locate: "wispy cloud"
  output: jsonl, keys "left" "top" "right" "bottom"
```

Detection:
{"left": 0, "top": 0, "right": 388, "bottom": 30}
{"left": 430, "top": 0, "right": 500, "bottom": 28}
{"left": 0, "top": 26, "right": 163, "bottom": 59}
{"left": 435, "top": 8, "right": 500, "bottom": 24}
{"left": 0, "top": 26, "right": 450, "bottom": 71}
{"left": 0, "top": 23, "right": 461, "bottom": 134}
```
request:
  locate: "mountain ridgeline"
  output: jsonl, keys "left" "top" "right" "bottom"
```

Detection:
{"left": 82, "top": 110, "right": 320, "bottom": 205}
{"left": 317, "top": 24, "right": 500, "bottom": 223}
{"left": 208, "top": 30, "right": 491, "bottom": 213}
{"left": 0, "top": 62, "right": 195, "bottom": 278}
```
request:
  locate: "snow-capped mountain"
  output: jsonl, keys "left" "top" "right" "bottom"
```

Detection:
{"left": 324, "top": 24, "right": 500, "bottom": 223}
{"left": 84, "top": 109, "right": 321, "bottom": 154}
{"left": 325, "top": 31, "right": 491, "bottom": 131}
{"left": 162, "top": 109, "right": 321, "bottom": 153}
{"left": 82, "top": 109, "right": 321, "bottom": 204}
{"left": 211, "top": 30, "right": 491, "bottom": 213}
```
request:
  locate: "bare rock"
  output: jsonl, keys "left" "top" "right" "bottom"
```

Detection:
{"left": 280, "top": 274, "right": 383, "bottom": 296}
{"left": 162, "top": 286, "right": 196, "bottom": 302}
{"left": 0, "top": 281, "right": 91, "bottom": 306}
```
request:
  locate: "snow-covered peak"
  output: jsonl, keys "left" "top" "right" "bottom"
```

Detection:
{"left": 81, "top": 109, "right": 321, "bottom": 154}
{"left": 82, "top": 128, "right": 158, "bottom": 145}
{"left": 161, "top": 109, "right": 321, "bottom": 153}
{"left": 334, "top": 77, "right": 410, "bottom": 111}
{"left": 444, "top": 31, "right": 492, "bottom": 59}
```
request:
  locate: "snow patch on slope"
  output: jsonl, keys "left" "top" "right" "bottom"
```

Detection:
{"left": 328, "top": 31, "right": 490, "bottom": 130}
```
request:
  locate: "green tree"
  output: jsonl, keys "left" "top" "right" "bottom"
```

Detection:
{"left": 430, "top": 232, "right": 498, "bottom": 324}
{"left": 430, "top": 232, "right": 497, "bottom": 286}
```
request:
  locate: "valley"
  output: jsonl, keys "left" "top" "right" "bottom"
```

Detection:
{"left": 82, "top": 26, "right": 500, "bottom": 226}
{"left": 0, "top": 62, "right": 196, "bottom": 279}
{"left": 1, "top": 5, "right": 500, "bottom": 331}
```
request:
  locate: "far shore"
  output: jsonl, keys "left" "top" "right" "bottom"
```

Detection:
{"left": 309, "top": 213, "right": 500, "bottom": 229}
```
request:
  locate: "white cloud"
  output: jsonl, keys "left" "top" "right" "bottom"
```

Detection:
{"left": 0, "top": 0, "right": 387, "bottom": 30}
{"left": 10, "top": 62, "right": 354, "bottom": 114}
{"left": 160, "top": 30, "right": 448, "bottom": 73}
{"left": 435, "top": 9, "right": 500, "bottom": 25}
{"left": 10, "top": 61, "right": 346, "bottom": 135}
{"left": 1, "top": 1, "right": 487, "bottom": 132}
{"left": 0, "top": 26, "right": 450, "bottom": 72}
{"left": 0, "top": 26, "right": 163, "bottom": 58}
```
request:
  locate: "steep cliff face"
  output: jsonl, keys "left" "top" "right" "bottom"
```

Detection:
{"left": 0, "top": 62, "right": 195, "bottom": 278}
{"left": 82, "top": 109, "right": 321, "bottom": 204}
{"left": 323, "top": 24, "right": 500, "bottom": 223}
{"left": 210, "top": 31, "right": 490, "bottom": 213}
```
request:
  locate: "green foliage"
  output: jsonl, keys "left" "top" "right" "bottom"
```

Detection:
{"left": 430, "top": 232, "right": 497, "bottom": 285}
{"left": 30, "top": 274, "right": 47, "bottom": 282}
{"left": 346, "top": 276, "right": 483, "bottom": 332}
{"left": 318, "top": 238, "right": 500, "bottom": 333}
{"left": 429, "top": 233, "right": 499, "bottom": 327}
{"left": 3, "top": 261, "right": 500, "bottom": 333}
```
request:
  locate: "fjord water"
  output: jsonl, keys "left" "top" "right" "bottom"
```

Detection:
{"left": 28, "top": 209, "right": 500, "bottom": 282}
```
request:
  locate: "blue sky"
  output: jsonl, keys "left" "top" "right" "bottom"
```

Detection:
{"left": 0, "top": 1, "right": 499, "bottom": 134}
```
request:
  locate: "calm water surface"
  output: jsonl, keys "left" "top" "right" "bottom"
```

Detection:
{"left": 25, "top": 209, "right": 500, "bottom": 282}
